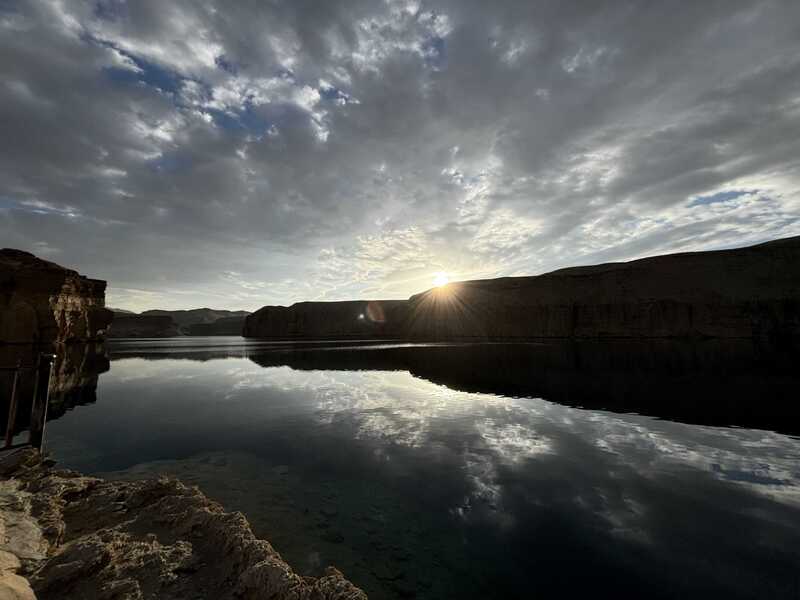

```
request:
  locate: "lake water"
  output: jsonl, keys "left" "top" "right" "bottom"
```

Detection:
{"left": 36, "top": 338, "right": 800, "bottom": 599}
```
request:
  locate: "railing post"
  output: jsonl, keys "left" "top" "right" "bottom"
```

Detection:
{"left": 3, "top": 361, "right": 22, "bottom": 448}
{"left": 28, "top": 353, "right": 55, "bottom": 450}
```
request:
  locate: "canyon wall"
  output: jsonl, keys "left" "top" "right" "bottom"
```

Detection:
{"left": 106, "top": 315, "right": 181, "bottom": 338}
{"left": 0, "top": 249, "right": 113, "bottom": 344}
{"left": 107, "top": 309, "right": 251, "bottom": 337}
{"left": 245, "top": 236, "right": 800, "bottom": 343}
{"left": 244, "top": 300, "right": 408, "bottom": 339}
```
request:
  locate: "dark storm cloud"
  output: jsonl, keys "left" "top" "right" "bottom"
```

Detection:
{"left": 1, "top": 0, "right": 799, "bottom": 309}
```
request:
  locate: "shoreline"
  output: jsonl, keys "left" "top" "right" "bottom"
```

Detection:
{"left": 0, "top": 448, "right": 366, "bottom": 600}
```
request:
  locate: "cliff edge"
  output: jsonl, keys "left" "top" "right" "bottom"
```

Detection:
{"left": 0, "top": 249, "right": 113, "bottom": 344}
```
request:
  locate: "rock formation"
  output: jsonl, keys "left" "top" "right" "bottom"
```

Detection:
{"left": 107, "top": 309, "right": 251, "bottom": 337}
{"left": 141, "top": 309, "right": 251, "bottom": 331}
{"left": 243, "top": 300, "right": 408, "bottom": 340}
{"left": 0, "top": 449, "right": 366, "bottom": 600}
{"left": 0, "top": 249, "right": 113, "bottom": 344}
{"left": 244, "top": 236, "right": 800, "bottom": 344}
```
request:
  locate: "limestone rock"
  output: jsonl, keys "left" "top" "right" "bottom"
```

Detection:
{"left": 0, "top": 570, "right": 36, "bottom": 600}
{"left": 0, "top": 249, "right": 113, "bottom": 344}
{"left": 0, "top": 450, "right": 367, "bottom": 600}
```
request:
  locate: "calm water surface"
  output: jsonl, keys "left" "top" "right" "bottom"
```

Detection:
{"left": 44, "top": 338, "right": 800, "bottom": 599}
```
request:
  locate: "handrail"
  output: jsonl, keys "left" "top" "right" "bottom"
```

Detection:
{"left": 2, "top": 353, "right": 55, "bottom": 450}
{"left": 3, "top": 360, "right": 22, "bottom": 447}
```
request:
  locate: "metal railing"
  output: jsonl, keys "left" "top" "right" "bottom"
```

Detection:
{"left": 2, "top": 353, "right": 55, "bottom": 450}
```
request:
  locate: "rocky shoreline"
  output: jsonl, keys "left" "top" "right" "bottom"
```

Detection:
{"left": 0, "top": 449, "right": 366, "bottom": 600}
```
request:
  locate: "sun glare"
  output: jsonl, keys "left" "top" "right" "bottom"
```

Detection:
{"left": 433, "top": 272, "right": 450, "bottom": 287}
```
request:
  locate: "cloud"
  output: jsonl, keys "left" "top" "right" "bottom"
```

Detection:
{"left": 1, "top": 0, "right": 799, "bottom": 310}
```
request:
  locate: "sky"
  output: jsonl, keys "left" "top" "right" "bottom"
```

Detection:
{"left": 1, "top": 0, "right": 799, "bottom": 312}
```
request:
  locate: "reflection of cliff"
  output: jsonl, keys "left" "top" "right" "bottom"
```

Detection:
{"left": 245, "top": 237, "right": 800, "bottom": 344}
{"left": 0, "top": 343, "right": 109, "bottom": 435}
{"left": 0, "top": 249, "right": 113, "bottom": 344}
{"left": 48, "top": 343, "right": 110, "bottom": 420}
{"left": 247, "top": 340, "right": 800, "bottom": 433}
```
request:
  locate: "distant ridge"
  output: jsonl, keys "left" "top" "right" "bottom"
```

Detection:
{"left": 107, "top": 308, "right": 251, "bottom": 338}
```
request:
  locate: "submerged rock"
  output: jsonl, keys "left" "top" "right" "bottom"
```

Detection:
{"left": 0, "top": 249, "right": 113, "bottom": 344}
{"left": 0, "top": 449, "right": 367, "bottom": 600}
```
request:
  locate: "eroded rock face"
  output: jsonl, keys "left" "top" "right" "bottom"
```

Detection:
{"left": 0, "top": 450, "right": 367, "bottom": 600}
{"left": 244, "top": 236, "right": 800, "bottom": 344}
{"left": 0, "top": 249, "right": 113, "bottom": 344}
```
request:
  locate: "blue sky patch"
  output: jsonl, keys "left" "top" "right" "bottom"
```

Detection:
{"left": 689, "top": 190, "right": 753, "bottom": 207}
{"left": 147, "top": 152, "right": 192, "bottom": 174}
{"left": 106, "top": 52, "right": 184, "bottom": 95}
{"left": 422, "top": 36, "right": 446, "bottom": 69}
{"left": 206, "top": 105, "right": 272, "bottom": 137}
{"left": 93, "top": 0, "right": 127, "bottom": 21}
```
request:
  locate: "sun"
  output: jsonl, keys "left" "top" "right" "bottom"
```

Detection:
{"left": 432, "top": 272, "right": 450, "bottom": 287}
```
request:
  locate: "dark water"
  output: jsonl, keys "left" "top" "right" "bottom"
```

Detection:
{"left": 22, "top": 338, "right": 800, "bottom": 598}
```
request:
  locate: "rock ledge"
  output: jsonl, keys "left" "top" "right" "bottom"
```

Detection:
{"left": 0, "top": 450, "right": 366, "bottom": 600}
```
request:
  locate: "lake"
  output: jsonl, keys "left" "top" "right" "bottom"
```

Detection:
{"left": 35, "top": 338, "right": 800, "bottom": 599}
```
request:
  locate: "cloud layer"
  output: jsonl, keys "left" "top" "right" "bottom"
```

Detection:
{"left": 2, "top": 0, "right": 799, "bottom": 310}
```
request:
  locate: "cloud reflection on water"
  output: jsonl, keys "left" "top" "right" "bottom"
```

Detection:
{"left": 43, "top": 346, "right": 800, "bottom": 599}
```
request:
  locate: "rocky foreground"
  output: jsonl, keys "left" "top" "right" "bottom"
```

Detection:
{"left": 244, "top": 236, "right": 800, "bottom": 344}
{"left": 0, "top": 449, "right": 366, "bottom": 600}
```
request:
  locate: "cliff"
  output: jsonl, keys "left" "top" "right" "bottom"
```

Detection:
{"left": 244, "top": 236, "right": 800, "bottom": 343}
{"left": 244, "top": 300, "right": 408, "bottom": 340}
{"left": 106, "top": 315, "right": 182, "bottom": 338}
{"left": 0, "top": 449, "right": 366, "bottom": 600}
{"left": 0, "top": 249, "right": 113, "bottom": 344}
{"left": 141, "top": 308, "right": 251, "bottom": 330}
{"left": 107, "top": 309, "right": 251, "bottom": 337}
